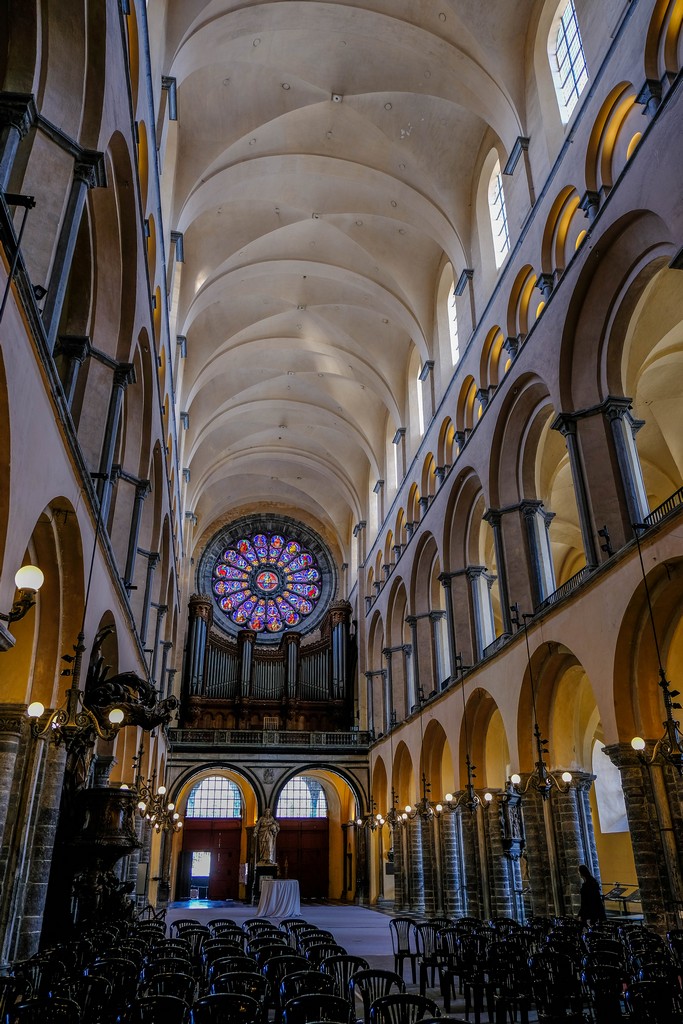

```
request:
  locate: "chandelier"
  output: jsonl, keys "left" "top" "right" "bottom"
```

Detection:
{"left": 124, "top": 744, "right": 183, "bottom": 834}
{"left": 507, "top": 604, "right": 573, "bottom": 799}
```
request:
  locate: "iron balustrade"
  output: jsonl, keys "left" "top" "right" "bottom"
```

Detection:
{"left": 482, "top": 632, "right": 511, "bottom": 658}
{"left": 535, "top": 564, "right": 593, "bottom": 612}
{"left": 642, "top": 486, "right": 683, "bottom": 528}
{"left": 168, "top": 727, "right": 371, "bottom": 749}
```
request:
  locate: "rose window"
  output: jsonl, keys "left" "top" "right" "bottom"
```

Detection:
{"left": 212, "top": 533, "right": 321, "bottom": 633}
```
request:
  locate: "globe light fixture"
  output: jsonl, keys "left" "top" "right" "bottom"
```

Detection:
{"left": 0, "top": 564, "right": 44, "bottom": 625}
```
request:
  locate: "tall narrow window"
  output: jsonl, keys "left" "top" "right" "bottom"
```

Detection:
{"left": 488, "top": 160, "right": 510, "bottom": 269}
{"left": 416, "top": 365, "right": 425, "bottom": 435}
{"left": 550, "top": 0, "right": 588, "bottom": 123}
{"left": 448, "top": 286, "right": 459, "bottom": 364}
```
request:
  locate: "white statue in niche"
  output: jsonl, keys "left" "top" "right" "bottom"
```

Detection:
{"left": 254, "top": 807, "right": 280, "bottom": 864}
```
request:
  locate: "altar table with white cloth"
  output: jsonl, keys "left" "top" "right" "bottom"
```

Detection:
{"left": 257, "top": 878, "right": 301, "bottom": 919}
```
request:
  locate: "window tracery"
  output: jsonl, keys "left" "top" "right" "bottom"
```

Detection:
{"left": 212, "top": 532, "right": 321, "bottom": 634}
{"left": 550, "top": 0, "right": 588, "bottom": 122}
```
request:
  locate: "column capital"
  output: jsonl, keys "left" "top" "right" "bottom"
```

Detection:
{"left": 135, "top": 479, "right": 152, "bottom": 500}
{"left": 0, "top": 92, "right": 37, "bottom": 137}
{"left": 601, "top": 395, "right": 634, "bottom": 422}
{"left": 404, "top": 615, "right": 417, "bottom": 627}
{"left": 428, "top": 610, "right": 446, "bottom": 622}
{"left": 55, "top": 334, "right": 91, "bottom": 364}
{"left": 520, "top": 499, "right": 555, "bottom": 527}
{"left": 147, "top": 551, "right": 161, "bottom": 570}
{"left": 113, "top": 362, "right": 136, "bottom": 390}
{"left": 237, "top": 628, "right": 257, "bottom": 647}
{"left": 353, "top": 520, "right": 367, "bottom": 537}
{"left": 282, "top": 631, "right": 301, "bottom": 648}
{"left": 536, "top": 272, "right": 555, "bottom": 301}
{"left": 0, "top": 703, "right": 28, "bottom": 735}
{"left": 602, "top": 741, "right": 651, "bottom": 769}
{"left": 551, "top": 411, "right": 577, "bottom": 437}
{"left": 74, "top": 149, "right": 106, "bottom": 188}
{"left": 483, "top": 507, "right": 502, "bottom": 527}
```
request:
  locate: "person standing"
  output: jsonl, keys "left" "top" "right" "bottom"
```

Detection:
{"left": 579, "top": 864, "right": 606, "bottom": 927}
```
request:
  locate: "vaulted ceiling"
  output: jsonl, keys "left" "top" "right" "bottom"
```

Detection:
{"left": 162, "top": 1, "right": 530, "bottom": 555}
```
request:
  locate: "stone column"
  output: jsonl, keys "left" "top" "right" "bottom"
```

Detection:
{"left": 429, "top": 611, "right": 447, "bottom": 689}
{"left": 420, "top": 810, "right": 439, "bottom": 916}
{"left": 552, "top": 414, "right": 599, "bottom": 566}
{"left": 520, "top": 501, "right": 556, "bottom": 606}
{"left": 140, "top": 551, "right": 160, "bottom": 647}
{"left": 382, "top": 649, "right": 394, "bottom": 731}
{"left": 440, "top": 808, "right": 465, "bottom": 917}
{"left": 54, "top": 335, "right": 91, "bottom": 408}
{"left": 484, "top": 791, "right": 516, "bottom": 918}
{"left": 603, "top": 399, "right": 649, "bottom": 526}
{"left": 571, "top": 401, "right": 640, "bottom": 553}
{"left": 124, "top": 479, "right": 151, "bottom": 589}
{"left": 605, "top": 742, "right": 683, "bottom": 932}
{"left": 364, "top": 672, "right": 375, "bottom": 735}
{"left": 184, "top": 594, "right": 213, "bottom": 695}
{"left": 389, "top": 817, "right": 407, "bottom": 911}
{"left": 439, "top": 575, "right": 458, "bottom": 682}
{"left": 458, "top": 805, "right": 484, "bottom": 918}
{"left": 467, "top": 567, "right": 497, "bottom": 657}
{"left": 353, "top": 521, "right": 367, "bottom": 568}
{"left": 355, "top": 822, "right": 369, "bottom": 905}
{"left": 0, "top": 93, "right": 36, "bottom": 191}
{"left": 405, "top": 617, "right": 420, "bottom": 709}
{"left": 406, "top": 815, "right": 426, "bottom": 913}
{"left": 0, "top": 706, "right": 25, "bottom": 852}
{"left": 16, "top": 741, "right": 67, "bottom": 959}
{"left": 482, "top": 510, "right": 512, "bottom": 634}
{"left": 96, "top": 363, "right": 136, "bottom": 522}
{"left": 43, "top": 151, "right": 106, "bottom": 352}
{"left": 159, "top": 642, "right": 173, "bottom": 698}
{"left": 150, "top": 604, "right": 167, "bottom": 685}
{"left": 517, "top": 773, "right": 598, "bottom": 919}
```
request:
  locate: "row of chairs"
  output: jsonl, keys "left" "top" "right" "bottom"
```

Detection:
{"left": 390, "top": 912, "right": 683, "bottom": 1023}
{"left": 1, "top": 913, "right": 470, "bottom": 1024}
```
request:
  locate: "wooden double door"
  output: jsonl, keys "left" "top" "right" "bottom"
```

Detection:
{"left": 177, "top": 818, "right": 241, "bottom": 900}
{"left": 277, "top": 818, "right": 329, "bottom": 899}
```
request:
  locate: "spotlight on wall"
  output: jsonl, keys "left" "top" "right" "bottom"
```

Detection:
{"left": 0, "top": 564, "right": 44, "bottom": 625}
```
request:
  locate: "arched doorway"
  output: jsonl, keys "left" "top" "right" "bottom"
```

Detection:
{"left": 177, "top": 776, "right": 243, "bottom": 900}
{"left": 276, "top": 775, "right": 329, "bottom": 899}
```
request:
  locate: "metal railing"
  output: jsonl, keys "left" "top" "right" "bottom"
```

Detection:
{"left": 535, "top": 564, "right": 593, "bottom": 612}
{"left": 168, "top": 728, "right": 371, "bottom": 749}
{"left": 642, "top": 486, "right": 683, "bottom": 529}
{"left": 482, "top": 632, "right": 511, "bottom": 658}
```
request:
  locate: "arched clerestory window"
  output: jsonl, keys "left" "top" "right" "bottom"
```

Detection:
{"left": 186, "top": 776, "right": 242, "bottom": 817}
{"left": 277, "top": 776, "right": 328, "bottom": 817}
{"left": 488, "top": 159, "right": 510, "bottom": 269}
{"left": 548, "top": 0, "right": 589, "bottom": 123}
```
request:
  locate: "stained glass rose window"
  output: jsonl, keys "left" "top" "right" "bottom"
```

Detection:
{"left": 212, "top": 532, "right": 321, "bottom": 633}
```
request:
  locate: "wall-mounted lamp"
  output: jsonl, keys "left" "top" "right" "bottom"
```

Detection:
{"left": 27, "top": 631, "right": 125, "bottom": 747}
{"left": 630, "top": 525, "right": 683, "bottom": 773}
{"left": 0, "top": 564, "right": 44, "bottom": 624}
